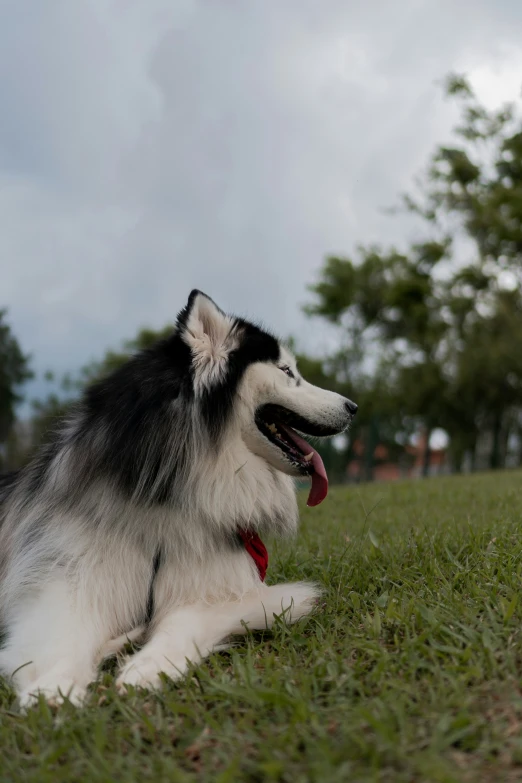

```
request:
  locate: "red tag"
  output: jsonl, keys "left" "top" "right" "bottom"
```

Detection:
{"left": 237, "top": 529, "right": 268, "bottom": 581}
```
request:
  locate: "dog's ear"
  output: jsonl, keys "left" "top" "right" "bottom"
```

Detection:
{"left": 177, "top": 290, "right": 236, "bottom": 388}
{"left": 177, "top": 290, "right": 228, "bottom": 343}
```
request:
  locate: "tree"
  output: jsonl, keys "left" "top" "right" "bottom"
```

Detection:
{"left": 0, "top": 310, "right": 32, "bottom": 457}
{"left": 305, "top": 73, "right": 522, "bottom": 475}
{"left": 305, "top": 242, "right": 451, "bottom": 476}
{"left": 417, "top": 74, "right": 522, "bottom": 469}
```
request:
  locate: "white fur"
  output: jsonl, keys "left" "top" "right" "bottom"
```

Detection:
{"left": 181, "top": 294, "right": 239, "bottom": 393}
{"left": 1, "top": 558, "right": 320, "bottom": 706}
{"left": 116, "top": 582, "right": 321, "bottom": 691}
{"left": 0, "top": 292, "right": 353, "bottom": 707}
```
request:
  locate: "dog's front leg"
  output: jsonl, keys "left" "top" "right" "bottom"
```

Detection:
{"left": 116, "top": 581, "right": 320, "bottom": 691}
{"left": 0, "top": 576, "right": 112, "bottom": 708}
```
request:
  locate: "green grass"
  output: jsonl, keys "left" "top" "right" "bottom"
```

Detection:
{"left": 3, "top": 470, "right": 522, "bottom": 782}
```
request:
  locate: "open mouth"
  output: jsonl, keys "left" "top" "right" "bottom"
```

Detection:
{"left": 255, "top": 403, "right": 333, "bottom": 507}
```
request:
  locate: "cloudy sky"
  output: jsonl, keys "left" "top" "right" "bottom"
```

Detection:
{"left": 2, "top": 0, "right": 522, "bottom": 404}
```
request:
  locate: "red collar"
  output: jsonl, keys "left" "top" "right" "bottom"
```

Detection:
{"left": 237, "top": 529, "right": 268, "bottom": 581}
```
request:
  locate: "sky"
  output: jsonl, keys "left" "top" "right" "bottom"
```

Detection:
{"left": 2, "top": 0, "right": 522, "bottom": 406}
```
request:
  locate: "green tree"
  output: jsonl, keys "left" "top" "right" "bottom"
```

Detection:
{"left": 418, "top": 74, "right": 522, "bottom": 469}
{"left": 0, "top": 310, "right": 32, "bottom": 461}
{"left": 306, "top": 73, "right": 522, "bottom": 475}
{"left": 306, "top": 242, "right": 451, "bottom": 476}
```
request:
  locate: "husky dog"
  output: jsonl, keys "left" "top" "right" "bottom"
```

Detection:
{"left": 0, "top": 291, "right": 357, "bottom": 707}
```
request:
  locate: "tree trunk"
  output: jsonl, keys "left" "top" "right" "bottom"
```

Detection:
{"left": 421, "top": 428, "right": 432, "bottom": 477}
{"left": 490, "top": 413, "right": 502, "bottom": 470}
{"left": 500, "top": 424, "right": 510, "bottom": 469}
{"left": 451, "top": 446, "right": 463, "bottom": 474}
{"left": 470, "top": 437, "right": 477, "bottom": 472}
{"left": 364, "top": 417, "right": 378, "bottom": 482}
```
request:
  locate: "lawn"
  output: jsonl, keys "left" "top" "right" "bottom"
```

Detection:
{"left": 2, "top": 470, "right": 522, "bottom": 782}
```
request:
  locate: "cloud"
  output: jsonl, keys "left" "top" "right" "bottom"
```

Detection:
{"left": 2, "top": 0, "right": 522, "bottom": 405}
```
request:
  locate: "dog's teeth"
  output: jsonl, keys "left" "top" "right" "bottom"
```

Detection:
{"left": 303, "top": 453, "right": 314, "bottom": 462}
{"left": 267, "top": 424, "right": 278, "bottom": 434}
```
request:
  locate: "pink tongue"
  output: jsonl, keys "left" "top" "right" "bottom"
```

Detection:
{"left": 280, "top": 425, "right": 329, "bottom": 507}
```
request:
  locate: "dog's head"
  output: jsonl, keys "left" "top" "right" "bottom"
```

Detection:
{"left": 177, "top": 290, "right": 357, "bottom": 506}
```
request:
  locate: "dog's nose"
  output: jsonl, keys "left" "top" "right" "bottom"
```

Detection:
{"left": 345, "top": 399, "right": 358, "bottom": 416}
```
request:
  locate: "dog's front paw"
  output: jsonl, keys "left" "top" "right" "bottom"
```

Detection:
{"left": 263, "top": 582, "right": 323, "bottom": 624}
{"left": 19, "top": 677, "right": 87, "bottom": 710}
{"left": 116, "top": 654, "right": 188, "bottom": 693}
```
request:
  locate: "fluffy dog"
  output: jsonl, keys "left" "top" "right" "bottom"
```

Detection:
{"left": 0, "top": 290, "right": 356, "bottom": 706}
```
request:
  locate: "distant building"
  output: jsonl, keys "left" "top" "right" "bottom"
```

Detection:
{"left": 346, "top": 430, "right": 449, "bottom": 482}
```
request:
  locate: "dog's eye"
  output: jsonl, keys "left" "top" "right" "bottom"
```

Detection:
{"left": 280, "top": 365, "right": 295, "bottom": 379}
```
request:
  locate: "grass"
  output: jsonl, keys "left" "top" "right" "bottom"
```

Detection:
{"left": 2, "top": 470, "right": 522, "bottom": 781}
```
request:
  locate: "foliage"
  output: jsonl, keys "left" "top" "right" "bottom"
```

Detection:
{"left": 306, "top": 73, "right": 522, "bottom": 474}
{"left": 0, "top": 310, "right": 32, "bottom": 460}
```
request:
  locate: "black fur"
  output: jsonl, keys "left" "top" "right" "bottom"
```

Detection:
{"left": 77, "top": 333, "right": 192, "bottom": 503}
{"left": 18, "top": 292, "right": 282, "bottom": 509}
{"left": 71, "top": 295, "right": 281, "bottom": 504}
{"left": 0, "top": 471, "right": 19, "bottom": 515}
{"left": 144, "top": 547, "right": 162, "bottom": 625}
{"left": 199, "top": 318, "right": 280, "bottom": 440}
{"left": 256, "top": 403, "right": 344, "bottom": 437}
